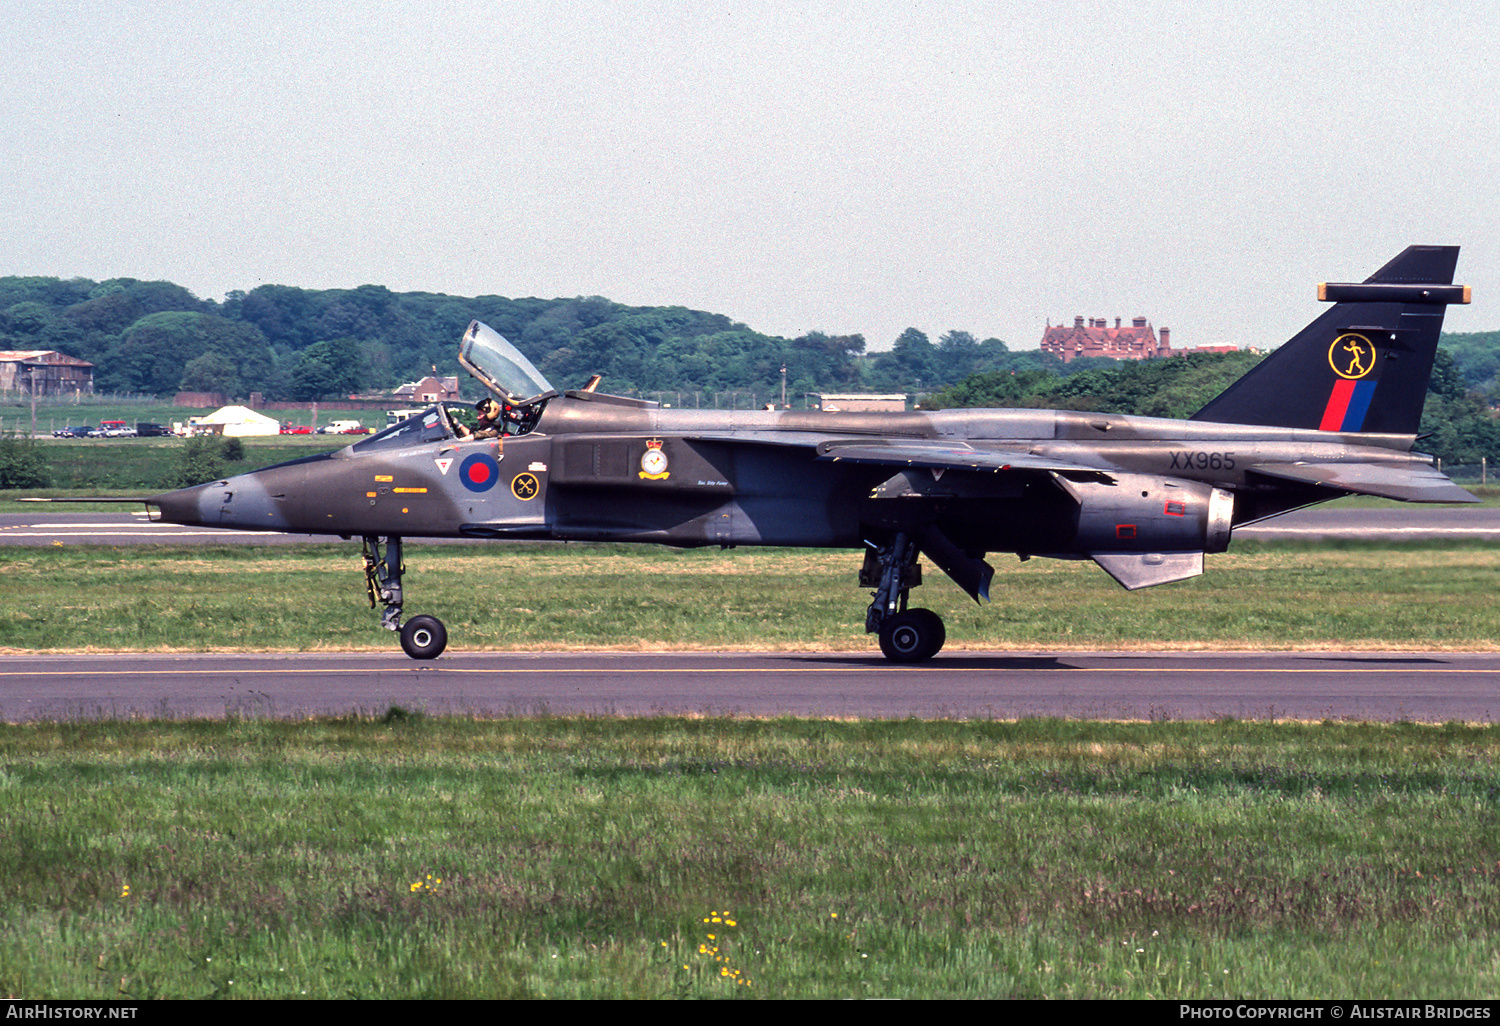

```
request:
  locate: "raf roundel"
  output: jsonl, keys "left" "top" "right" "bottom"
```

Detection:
{"left": 459, "top": 452, "right": 500, "bottom": 492}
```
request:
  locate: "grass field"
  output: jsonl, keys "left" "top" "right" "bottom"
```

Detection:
{"left": 13, "top": 435, "right": 343, "bottom": 494}
{"left": 0, "top": 399, "right": 339, "bottom": 439}
{"left": 0, "top": 540, "right": 1495, "bottom": 655}
{"left": 1, "top": 522, "right": 1496, "bottom": 998}
{"left": 2, "top": 716, "right": 1498, "bottom": 999}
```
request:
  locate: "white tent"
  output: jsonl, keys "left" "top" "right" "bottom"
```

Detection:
{"left": 198, "top": 405, "right": 281, "bottom": 437}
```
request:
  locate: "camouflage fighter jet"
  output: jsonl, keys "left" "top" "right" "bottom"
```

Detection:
{"left": 148, "top": 245, "right": 1475, "bottom": 661}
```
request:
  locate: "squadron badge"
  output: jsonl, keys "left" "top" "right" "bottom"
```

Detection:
{"left": 1328, "top": 333, "right": 1376, "bottom": 379}
{"left": 639, "top": 439, "right": 670, "bottom": 480}
{"left": 511, "top": 472, "right": 540, "bottom": 500}
{"left": 1319, "top": 333, "right": 1381, "bottom": 432}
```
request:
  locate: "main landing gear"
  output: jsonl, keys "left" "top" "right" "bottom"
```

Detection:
{"left": 862, "top": 531, "right": 946, "bottom": 663}
{"left": 362, "top": 535, "right": 448, "bottom": 659}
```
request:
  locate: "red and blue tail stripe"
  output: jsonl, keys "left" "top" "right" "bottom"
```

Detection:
{"left": 1319, "top": 377, "right": 1379, "bottom": 432}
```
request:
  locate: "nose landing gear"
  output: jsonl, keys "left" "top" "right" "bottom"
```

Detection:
{"left": 362, "top": 535, "right": 448, "bottom": 659}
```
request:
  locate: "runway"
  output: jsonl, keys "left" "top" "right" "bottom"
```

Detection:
{"left": 3, "top": 505, "right": 1499, "bottom": 545}
{"left": 0, "top": 509, "right": 346, "bottom": 545}
{"left": 2, "top": 649, "right": 1497, "bottom": 723}
{"left": 2, "top": 506, "right": 1493, "bottom": 724}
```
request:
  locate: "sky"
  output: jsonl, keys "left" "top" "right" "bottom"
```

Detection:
{"left": 4, "top": 0, "right": 1499, "bottom": 352}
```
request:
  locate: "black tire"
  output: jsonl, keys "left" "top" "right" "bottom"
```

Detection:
{"left": 400, "top": 615, "right": 448, "bottom": 660}
{"left": 878, "top": 608, "right": 946, "bottom": 663}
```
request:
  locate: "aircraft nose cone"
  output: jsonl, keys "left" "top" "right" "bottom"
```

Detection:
{"left": 150, "top": 481, "right": 220, "bottom": 527}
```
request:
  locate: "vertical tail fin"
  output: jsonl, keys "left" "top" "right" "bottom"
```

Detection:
{"left": 1191, "top": 246, "right": 1468, "bottom": 434}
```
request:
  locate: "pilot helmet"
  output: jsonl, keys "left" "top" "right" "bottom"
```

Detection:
{"left": 475, "top": 397, "right": 499, "bottom": 416}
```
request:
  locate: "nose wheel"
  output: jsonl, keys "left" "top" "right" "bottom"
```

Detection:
{"left": 364, "top": 535, "right": 449, "bottom": 660}
{"left": 400, "top": 615, "right": 448, "bottom": 660}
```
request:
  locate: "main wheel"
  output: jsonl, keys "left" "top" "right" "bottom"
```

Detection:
{"left": 400, "top": 614, "right": 448, "bottom": 660}
{"left": 878, "top": 608, "right": 946, "bottom": 663}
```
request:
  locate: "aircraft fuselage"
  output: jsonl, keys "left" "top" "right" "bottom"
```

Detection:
{"left": 151, "top": 401, "right": 1432, "bottom": 554}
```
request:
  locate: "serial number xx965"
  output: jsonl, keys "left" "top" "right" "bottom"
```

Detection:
{"left": 1168, "top": 451, "right": 1236, "bottom": 471}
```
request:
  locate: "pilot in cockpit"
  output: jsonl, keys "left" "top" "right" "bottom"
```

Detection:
{"left": 455, "top": 396, "right": 532, "bottom": 440}
{"left": 454, "top": 397, "right": 505, "bottom": 440}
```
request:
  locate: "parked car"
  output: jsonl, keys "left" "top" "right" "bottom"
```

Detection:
{"left": 53, "top": 425, "right": 92, "bottom": 437}
{"left": 135, "top": 422, "right": 171, "bottom": 437}
{"left": 280, "top": 424, "right": 313, "bottom": 435}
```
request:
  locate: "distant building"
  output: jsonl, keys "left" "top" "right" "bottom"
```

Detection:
{"left": 0, "top": 350, "right": 94, "bottom": 394}
{"left": 392, "top": 375, "right": 463, "bottom": 404}
{"left": 1040, "top": 317, "right": 1171, "bottom": 363}
{"left": 816, "top": 394, "right": 907, "bottom": 412}
{"left": 175, "top": 391, "right": 228, "bottom": 408}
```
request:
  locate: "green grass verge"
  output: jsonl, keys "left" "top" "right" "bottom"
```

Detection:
{"left": 0, "top": 541, "right": 1496, "bottom": 654}
{"left": 1, "top": 716, "right": 1496, "bottom": 998}
{"left": 0, "top": 400, "right": 333, "bottom": 436}
{"left": 8, "top": 435, "right": 344, "bottom": 495}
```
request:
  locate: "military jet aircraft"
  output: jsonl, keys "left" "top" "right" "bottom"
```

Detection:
{"left": 146, "top": 245, "right": 1474, "bottom": 661}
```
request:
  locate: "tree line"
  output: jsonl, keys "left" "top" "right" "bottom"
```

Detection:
{"left": 0, "top": 275, "right": 1033, "bottom": 401}
{"left": 1, "top": 275, "right": 1496, "bottom": 464}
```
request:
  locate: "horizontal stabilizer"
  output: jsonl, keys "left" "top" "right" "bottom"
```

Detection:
{"left": 1246, "top": 462, "right": 1478, "bottom": 503}
{"left": 1092, "top": 551, "right": 1205, "bottom": 590}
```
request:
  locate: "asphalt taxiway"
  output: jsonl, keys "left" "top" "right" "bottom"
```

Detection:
{"left": 2, "top": 649, "right": 1496, "bottom": 723}
{"left": 3, "top": 506, "right": 1493, "bottom": 724}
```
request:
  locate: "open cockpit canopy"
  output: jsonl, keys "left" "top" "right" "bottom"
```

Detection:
{"left": 459, "top": 321, "right": 557, "bottom": 408}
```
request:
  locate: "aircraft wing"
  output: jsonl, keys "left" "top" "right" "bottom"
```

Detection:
{"left": 813, "top": 440, "right": 1113, "bottom": 478}
{"left": 1245, "top": 462, "right": 1478, "bottom": 503}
